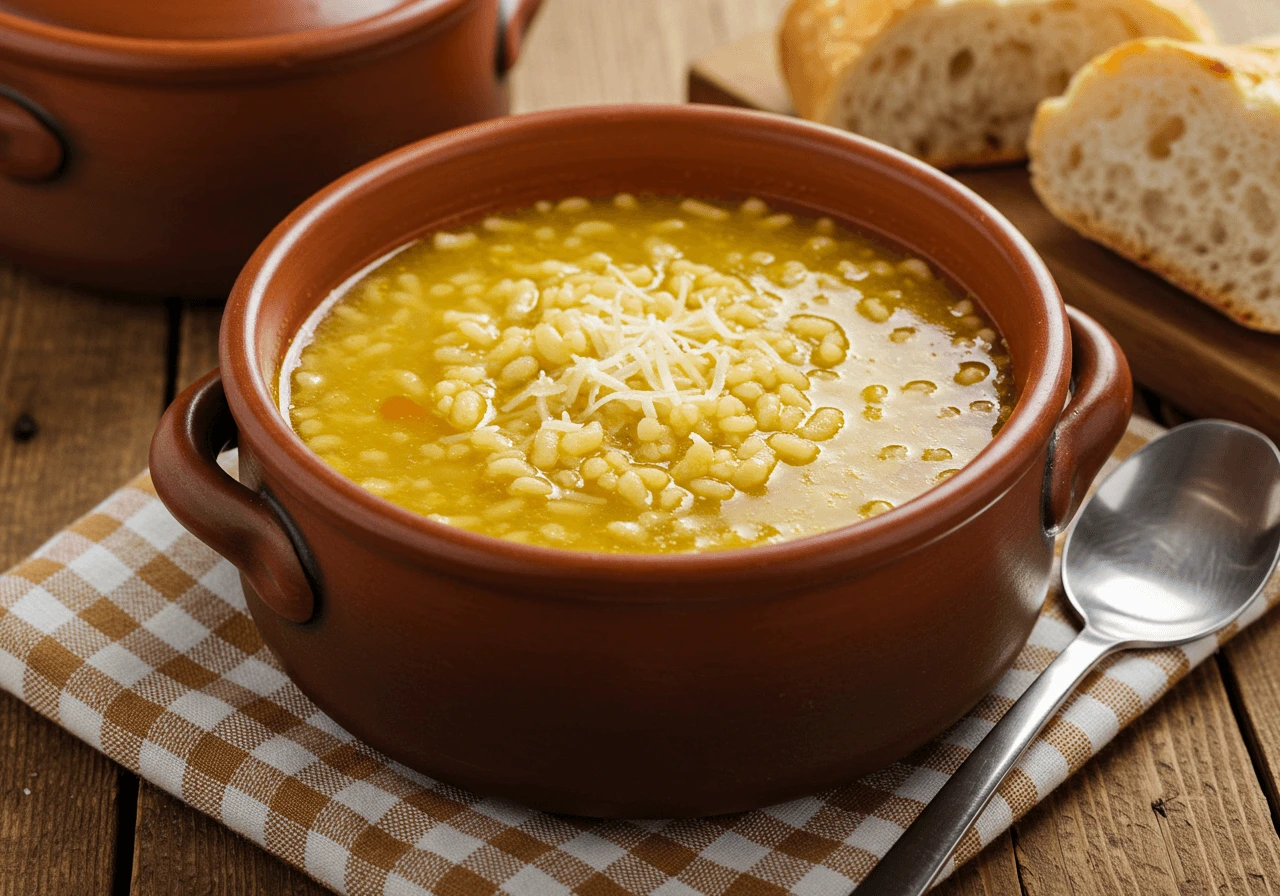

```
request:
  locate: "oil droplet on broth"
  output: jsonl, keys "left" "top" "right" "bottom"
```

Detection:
{"left": 955, "top": 362, "right": 991, "bottom": 386}
{"left": 860, "top": 500, "right": 895, "bottom": 518}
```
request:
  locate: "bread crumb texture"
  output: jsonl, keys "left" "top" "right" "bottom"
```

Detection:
{"left": 1030, "top": 39, "right": 1280, "bottom": 332}
{"left": 779, "top": 0, "right": 1214, "bottom": 168}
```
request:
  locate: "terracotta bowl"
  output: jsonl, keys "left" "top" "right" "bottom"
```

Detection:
{"left": 0, "top": 0, "right": 542, "bottom": 297}
{"left": 150, "top": 105, "right": 1132, "bottom": 818}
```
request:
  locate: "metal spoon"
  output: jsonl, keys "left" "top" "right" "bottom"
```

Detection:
{"left": 855, "top": 420, "right": 1280, "bottom": 896}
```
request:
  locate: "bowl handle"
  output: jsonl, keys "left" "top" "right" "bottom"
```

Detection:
{"left": 0, "top": 88, "right": 67, "bottom": 183}
{"left": 150, "top": 371, "right": 316, "bottom": 623}
{"left": 1045, "top": 306, "right": 1134, "bottom": 533}
{"left": 497, "top": 0, "right": 545, "bottom": 74}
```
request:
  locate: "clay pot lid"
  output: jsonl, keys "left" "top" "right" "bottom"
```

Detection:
{"left": 0, "top": 0, "right": 439, "bottom": 40}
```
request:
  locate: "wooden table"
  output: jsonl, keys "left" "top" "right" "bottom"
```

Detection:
{"left": 2, "top": 1, "right": 1280, "bottom": 893}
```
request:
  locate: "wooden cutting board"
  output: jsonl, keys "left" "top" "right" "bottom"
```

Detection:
{"left": 688, "top": 31, "right": 1280, "bottom": 445}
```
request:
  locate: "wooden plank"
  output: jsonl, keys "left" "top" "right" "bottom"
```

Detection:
{"left": 1011, "top": 660, "right": 1280, "bottom": 894}
{"left": 177, "top": 302, "right": 222, "bottom": 391}
{"left": 131, "top": 786, "right": 330, "bottom": 896}
{"left": 686, "top": 30, "right": 1280, "bottom": 444}
{"left": 511, "top": 0, "right": 790, "bottom": 110}
{"left": 0, "top": 266, "right": 170, "bottom": 894}
{"left": 687, "top": 30, "right": 793, "bottom": 113}
{"left": 0, "top": 274, "right": 168, "bottom": 553}
{"left": 0, "top": 698, "right": 128, "bottom": 896}
{"left": 936, "top": 835, "right": 1024, "bottom": 896}
{"left": 1223, "top": 613, "right": 1280, "bottom": 835}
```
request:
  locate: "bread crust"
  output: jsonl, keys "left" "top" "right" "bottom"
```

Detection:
{"left": 1029, "top": 39, "right": 1280, "bottom": 333}
{"left": 779, "top": 0, "right": 1216, "bottom": 168}
{"left": 1036, "top": 190, "right": 1279, "bottom": 331}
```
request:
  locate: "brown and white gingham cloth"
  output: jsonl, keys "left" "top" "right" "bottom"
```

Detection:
{"left": 1, "top": 417, "right": 1276, "bottom": 895}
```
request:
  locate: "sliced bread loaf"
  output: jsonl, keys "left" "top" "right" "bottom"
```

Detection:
{"left": 778, "top": 0, "right": 1214, "bottom": 169}
{"left": 1030, "top": 39, "right": 1280, "bottom": 333}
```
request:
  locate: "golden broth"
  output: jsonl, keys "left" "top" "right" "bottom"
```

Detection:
{"left": 284, "top": 195, "right": 1015, "bottom": 553}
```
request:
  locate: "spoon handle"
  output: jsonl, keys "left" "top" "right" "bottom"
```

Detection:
{"left": 854, "top": 626, "right": 1117, "bottom": 896}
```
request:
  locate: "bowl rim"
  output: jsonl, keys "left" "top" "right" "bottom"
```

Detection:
{"left": 0, "top": 0, "right": 473, "bottom": 80}
{"left": 222, "top": 104, "right": 1070, "bottom": 591}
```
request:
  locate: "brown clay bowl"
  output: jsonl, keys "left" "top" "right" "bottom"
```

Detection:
{"left": 150, "top": 105, "right": 1132, "bottom": 818}
{"left": 0, "top": 0, "right": 542, "bottom": 297}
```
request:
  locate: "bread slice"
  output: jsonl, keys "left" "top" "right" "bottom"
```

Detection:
{"left": 778, "top": 0, "right": 1214, "bottom": 169}
{"left": 1030, "top": 39, "right": 1280, "bottom": 333}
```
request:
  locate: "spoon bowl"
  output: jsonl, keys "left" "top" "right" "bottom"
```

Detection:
{"left": 1063, "top": 419, "right": 1280, "bottom": 646}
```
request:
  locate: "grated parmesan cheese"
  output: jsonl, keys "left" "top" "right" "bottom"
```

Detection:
{"left": 501, "top": 261, "right": 810, "bottom": 434}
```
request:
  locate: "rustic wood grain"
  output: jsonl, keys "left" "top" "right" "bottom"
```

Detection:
{"left": 0, "top": 275, "right": 168, "bottom": 556}
{"left": 0, "top": 266, "right": 169, "bottom": 895}
{"left": 687, "top": 30, "right": 791, "bottom": 112}
{"left": 0, "top": 697, "right": 126, "bottom": 896}
{"left": 938, "top": 835, "right": 1024, "bottom": 896}
{"left": 177, "top": 302, "right": 223, "bottom": 391}
{"left": 1012, "top": 660, "right": 1280, "bottom": 894}
{"left": 512, "top": 0, "right": 789, "bottom": 110}
{"left": 130, "top": 786, "right": 329, "bottom": 896}
{"left": 1223, "top": 614, "right": 1280, "bottom": 836}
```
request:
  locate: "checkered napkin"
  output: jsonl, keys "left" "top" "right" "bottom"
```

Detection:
{"left": 2, "top": 417, "right": 1277, "bottom": 896}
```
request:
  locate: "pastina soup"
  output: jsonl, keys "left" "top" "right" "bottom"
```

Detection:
{"left": 282, "top": 195, "right": 1015, "bottom": 553}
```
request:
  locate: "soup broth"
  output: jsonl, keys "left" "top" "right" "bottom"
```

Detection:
{"left": 284, "top": 195, "right": 1015, "bottom": 553}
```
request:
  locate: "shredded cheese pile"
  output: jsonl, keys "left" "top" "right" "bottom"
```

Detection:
{"left": 494, "top": 254, "right": 831, "bottom": 436}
